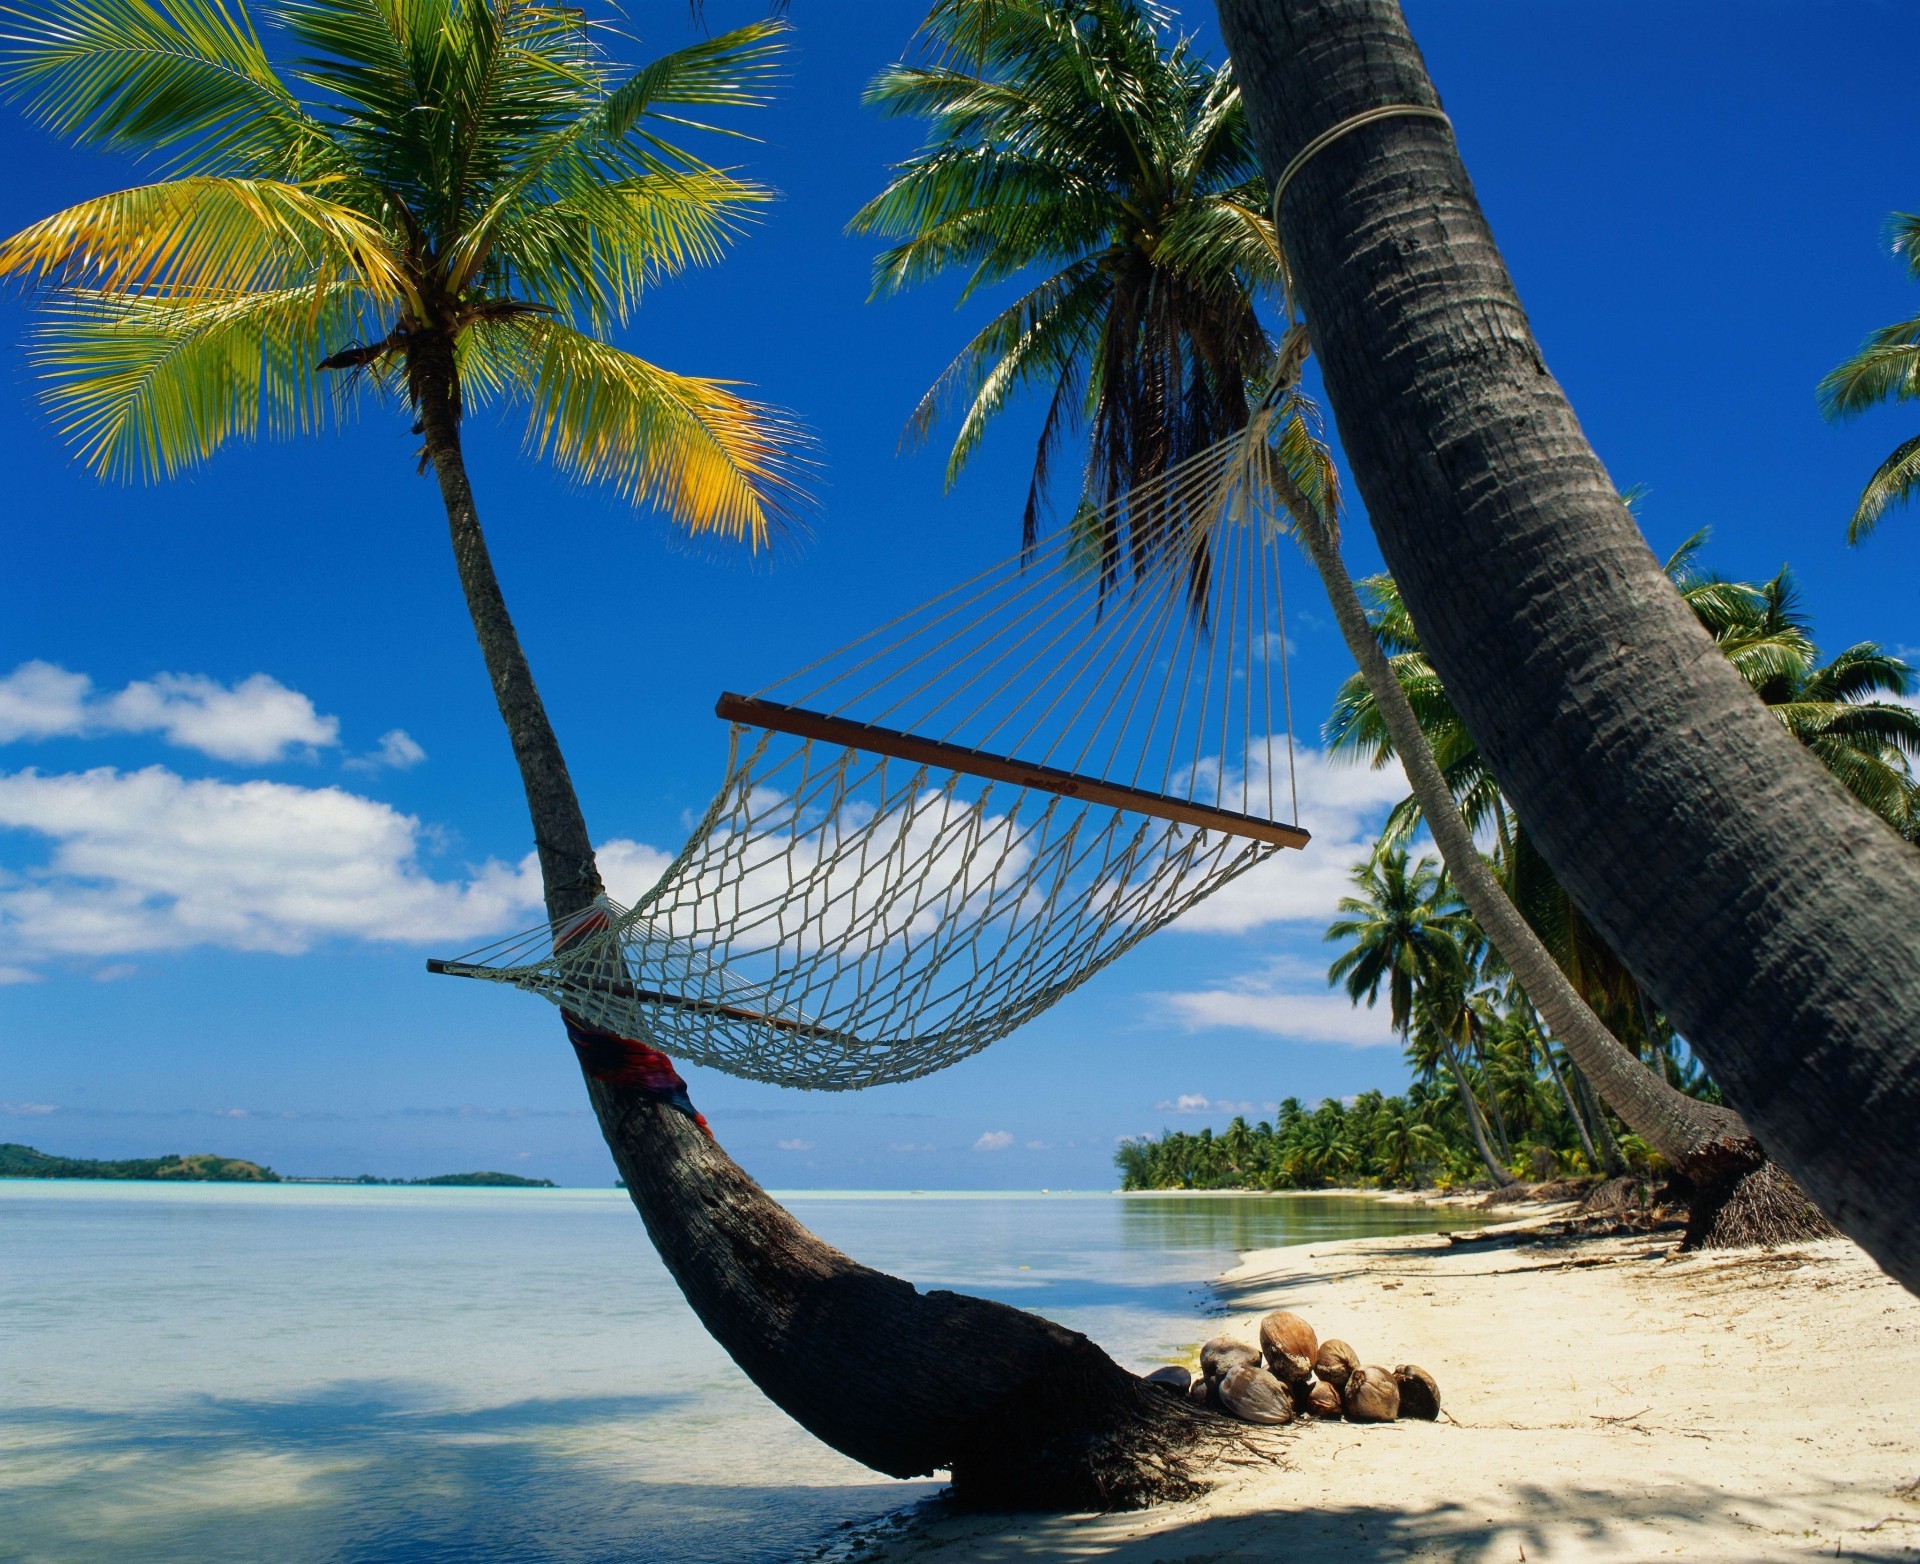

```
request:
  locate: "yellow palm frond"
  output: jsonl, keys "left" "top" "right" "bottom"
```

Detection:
{"left": 29, "top": 281, "right": 388, "bottom": 480}
{"left": 470, "top": 315, "right": 809, "bottom": 546}
{"left": 0, "top": 176, "right": 409, "bottom": 306}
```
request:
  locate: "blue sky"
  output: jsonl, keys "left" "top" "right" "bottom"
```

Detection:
{"left": 2, "top": 0, "right": 1916, "bottom": 1188}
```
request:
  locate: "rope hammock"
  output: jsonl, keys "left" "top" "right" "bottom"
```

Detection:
{"left": 430, "top": 416, "right": 1314, "bottom": 1090}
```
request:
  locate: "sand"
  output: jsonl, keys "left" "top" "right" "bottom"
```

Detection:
{"left": 852, "top": 1211, "right": 1920, "bottom": 1562}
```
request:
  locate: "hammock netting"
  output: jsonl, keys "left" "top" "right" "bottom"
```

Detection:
{"left": 434, "top": 430, "right": 1310, "bottom": 1089}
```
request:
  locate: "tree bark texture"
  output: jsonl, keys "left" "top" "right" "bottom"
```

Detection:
{"left": 412, "top": 336, "right": 1223, "bottom": 1505}
{"left": 1220, "top": 0, "right": 1920, "bottom": 1287}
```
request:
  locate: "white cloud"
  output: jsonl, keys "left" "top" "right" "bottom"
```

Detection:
{"left": 776, "top": 1138, "right": 814, "bottom": 1151}
{"left": 0, "top": 765, "right": 532, "bottom": 961}
{"left": 1151, "top": 1093, "right": 1259, "bottom": 1115}
{"left": 1, "top": 1101, "right": 57, "bottom": 1115}
{"left": 595, "top": 839, "right": 675, "bottom": 907}
{"left": 887, "top": 1141, "right": 936, "bottom": 1152}
{"left": 0, "top": 662, "right": 339, "bottom": 763}
{"left": 973, "top": 1130, "right": 1014, "bottom": 1152}
{"left": 0, "top": 964, "right": 43, "bottom": 985}
{"left": 0, "top": 759, "right": 680, "bottom": 978}
{"left": 102, "top": 673, "right": 338, "bottom": 763}
{"left": 1170, "top": 743, "right": 1409, "bottom": 933}
{"left": 345, "top": 729, "right": 428, "bottom": 773}
{"left": 1159, "top": 981, "right": 1400, "bottom": 1049}
{"left": 1024, "top": 1139, "right": 1052, "bottom": 1151}
{"left": 0, "top": 663, "right": 91, "bottom": 743}
{"left": 91, "top": 963, "right": 138, "bottom": 982}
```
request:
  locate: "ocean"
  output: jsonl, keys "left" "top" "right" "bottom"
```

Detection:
{"left": 0, "top": 1182, "right": 1483, "bottom": 1563}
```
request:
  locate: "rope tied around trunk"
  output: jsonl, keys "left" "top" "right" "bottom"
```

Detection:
{"left": 1270, "top": 103, "right": 1453, "bottom": 317}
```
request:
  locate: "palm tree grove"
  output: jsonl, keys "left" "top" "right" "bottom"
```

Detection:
{"left": 0, "top": 0, "right": 1915, "bottom": 1557}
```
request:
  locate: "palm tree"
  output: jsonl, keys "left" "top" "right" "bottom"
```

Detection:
{"left": 0, "top": 0, "right": 1207, "bottom": 1504}
{"left": 852, "top": 0, "right": 1754, "bottom": 1228}
{"left": 1215, "top": 0, "right": 1920, "bottom": 1292}
{"left": 1325, "top": 849, "right": 1512, "bottom": 1184}
{"left": 851, "top": 0, "right": 1284, "bottom": 572}
{"left": 1819, "top": 211, "right": 1920, "bottom": 542}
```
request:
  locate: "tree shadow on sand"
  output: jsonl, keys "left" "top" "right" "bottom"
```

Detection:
{"left": 895, "top": 1478, "right": 1918, "bottom": 1561}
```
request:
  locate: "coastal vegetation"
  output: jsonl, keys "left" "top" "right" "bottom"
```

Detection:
{"left": 0, "top": 1144, "right": 278, "bottom": 1181}
{"left": 0, "top": 1145, "right": 558, "bottom": 1185}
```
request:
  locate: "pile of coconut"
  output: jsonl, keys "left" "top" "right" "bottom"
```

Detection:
{"left": 1141, "top": 1311, "right": 1440, "bottom": 1427}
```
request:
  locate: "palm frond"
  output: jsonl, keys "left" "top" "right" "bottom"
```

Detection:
{"left": 1818, "top": 319, "right": 1920, "bottom": 419}
{"left": 1847, "top": 430, "right": 1920, "bottom": 543}
{"left": 28, "top": 280, "right": 384, "bottom": 478}
{"left": 0, "top": 0, "right": 332, "bottom": 175}
{"left": 0, "top": 174, "right": 407, "bottom": 302}
{"left": 438, "top": 17, "right": 786, "bottom": 299}
{"left": 472, "top": 315, "right": 808, "bottom": 546}
{"left": 489, "top": 166, "right": 767, "bottom": 330}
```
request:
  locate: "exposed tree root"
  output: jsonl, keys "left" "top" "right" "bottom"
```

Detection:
{"left": 1682, "top": 1156, "right": 1835, "bottom": 1251}
{"left": 947, "top": 1360, "right": 1244, "bottom": 1510}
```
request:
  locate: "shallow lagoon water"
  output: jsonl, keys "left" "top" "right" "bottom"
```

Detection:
{"left": 0, "top": 1182, "right": 1484, "bottom": 1563}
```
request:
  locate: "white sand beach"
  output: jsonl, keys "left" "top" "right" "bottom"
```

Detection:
{"left": 858, "top": 1213, "right": 1920, "bottom": 1562}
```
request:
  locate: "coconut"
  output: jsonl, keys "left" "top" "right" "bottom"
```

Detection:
{"left": 1143, "top": 1364, "right": 1192, "bottom": 1395}
{"left": 1288, "top": 1376, "right": 1316, "bottom": 1416}
{"left": 1306, "top": 1379, "right": 1344, "bottom": 1418}
{"left": 1217, "top": 1363, "right": 1295, "bottom": 1425}
{"left": 1344, "top": 1364, "right": 1400, "bottom": 1422}
{"left": 1186, "top": 1374, "right": 1211, "bottom": 1406}
{"left": 1394, "top": 1363, "right": 1441, "bottom": 1420}
{"left": 1200, "top": 1335, "right": 1259, "bottom": 1384}
{"left": 1258, "top": 1310, "right": 1318, "bottom": 1384}
{"left": 1313, "top": 1338, "right": 1361, "bottom": 1391}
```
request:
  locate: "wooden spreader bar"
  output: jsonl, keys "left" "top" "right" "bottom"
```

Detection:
{"left": 716, "top": 692, "right": 1311, "bottom": 850}
{"left": 425, "top": 959, "right": 862, "bottom": 1046}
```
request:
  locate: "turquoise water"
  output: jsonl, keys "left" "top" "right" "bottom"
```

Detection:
{"left": 0, "top": 1183, "right": 1482, "bottom": 1564}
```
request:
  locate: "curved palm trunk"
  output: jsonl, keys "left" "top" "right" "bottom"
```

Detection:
{"left": 1220, "top": 0, "right": 1906, "bottom": 1279}
{"left": 408, "top": 333, "right": 1218, "bottom": 1507}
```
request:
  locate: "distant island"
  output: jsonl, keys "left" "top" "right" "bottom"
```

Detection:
{"left": 0, "top": 1144, "right": 554, "bottom": 1188}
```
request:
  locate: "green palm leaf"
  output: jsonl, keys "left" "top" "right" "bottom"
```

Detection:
{"left": 0, "top": 0, "right": 333, "bottom": 175}
{"left": 29, "top": 281, "right": 384, "bottom": 478}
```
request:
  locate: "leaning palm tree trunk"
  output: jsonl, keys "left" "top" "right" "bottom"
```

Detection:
{"left": 1218, "top": 0, "right": 1904, "bottom": 1270}
{"left": 410, "top": 342, "right": 1220, "bottom": 1507}
{"left": 1294, "top": 509, "right": 1823, "bottom": 1244}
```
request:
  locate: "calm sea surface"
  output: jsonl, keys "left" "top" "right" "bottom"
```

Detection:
{"left": 0, "top": 1183, "right": 1484, "bottom": 1564}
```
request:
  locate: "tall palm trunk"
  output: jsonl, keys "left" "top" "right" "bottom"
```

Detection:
{"left": 407, "top": 332, "right": 1217, "bottom": 1507}
{"left": 1291, "top": 509, "right": 1825, "bottom": 1241}
{"left": 1433, "top": 1031, "right": 1513, "bottom": 1186}
{"left": 1219, "top": 0, "right": 1912, "bottom": 1282}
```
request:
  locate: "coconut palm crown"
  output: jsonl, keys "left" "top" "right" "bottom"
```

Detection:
{"left": 850, "top": 0, "right": 1284, "bottom": 562}
{"left": 0, "top": 0, "right": 803, "bottom": 539}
